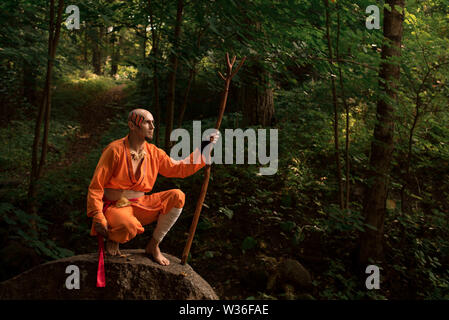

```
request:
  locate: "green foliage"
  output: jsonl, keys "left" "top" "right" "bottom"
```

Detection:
{"left": 385, "top": 207, "right": 449, "bottom": 299}
{"left": 241, "top": 236, "right": 258, "bottom": 252}
{"left": 197, "top": 217, "right": 214, "bottom": 231}
{"left": 0, "top": 119, "right": 78, "bottom": 175}
{"left": 319, "top": 259, "right": 387, "bottom": 300}
{"left": 218, "top": 207, "right": 234, "bottom": 220}
{"left": 0, "top": 202, "right": 73, "bottom": 260}
{"left": 322, "top": 205, "right": 374, "bottom": 233}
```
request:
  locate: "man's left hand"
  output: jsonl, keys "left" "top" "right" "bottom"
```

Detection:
{"left": 208, "top": 130, "right": 220, "bottom": 144}
{"left": 201, "top": 130, "right": 220, "bottom": 153}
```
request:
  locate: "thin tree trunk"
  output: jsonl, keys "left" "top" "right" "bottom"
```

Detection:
{"left": 239, "top": 20, "right": 274, "bottom": 127}
{"left": 30, "top": 0, "right": 55, "bottom": 194}
{"left": 240, "top": 57, "right": 274, "bottom": 126}
{"left": 336, "top": 4, "right": 350, "bottom": 210}
{"left": 324, "top": 0, "right": 344, "bottom": 209}
{"left": 164, "top": 0, "right": 184, "bottom": 150}
{"left": 177, "top": 69, "right": 195, "bottom": 128}
{"left": 23, "top": 61, "right": 37, "bottom": 107}
{"left": 110, "top": 31, "right": 119, "bottom": 77}
{"left": 177, "top": 27, "right": 206, "bottom": 128}
{"left": 28, "top": 0, "right": 65, "bottom": 219}
{"left": 142, "top": 25, "right": 147, "bottom": 60}
{"left": 92, "top": 27, "right": 102, "bottom": 75}
{"left": 153, "top": 69, "right": 161, "bottom": 146}
{"left": 39, "top": 0, "right": 64, "bottom": 177}
{"left": 148, "top": 0, "right": 161, "bottom": 146}
{"left": 84, "top": 26, "right": 88, "bottom": 65}
{"left": 400, "top": 94, "right": 420, "bottom": 214}
{"left": 359, "top": 0, "right": 405, "bottom": 265}
{"left": 400, "top": 67, "right": 431, "bottom": 213}
{"left": 138, "top": 25, "right": 149, "bottom": 90}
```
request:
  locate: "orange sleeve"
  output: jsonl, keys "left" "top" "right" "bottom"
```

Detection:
{"left": 157, "top": 146, "right": 206, "bottom": 178}
{"left": 87, "top": 145, "right": 118, "bottom": 225}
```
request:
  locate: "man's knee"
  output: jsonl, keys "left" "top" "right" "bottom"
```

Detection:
{"left": 111, "top": 220, "right": 142, "bottom": 243}
{"left": 169, "top": 189, "right": 185, "bottom": 208}
{"left": 107, "top": 211, "right": 143, "bottom": 242}
{"left": 123, "top": 220, "right": 139, "bottom": 237}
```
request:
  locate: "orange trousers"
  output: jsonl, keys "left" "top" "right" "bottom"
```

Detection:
{"left": 103, "top": 189, "right": 185, "bottom": 243}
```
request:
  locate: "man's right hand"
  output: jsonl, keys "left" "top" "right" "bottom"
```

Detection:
{"left": 95, "top": 222, "right": 108, "bottom": 238}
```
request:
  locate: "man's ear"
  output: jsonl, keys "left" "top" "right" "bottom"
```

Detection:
{"left": 128, "top": 120, "right": 135, "bottom": 130}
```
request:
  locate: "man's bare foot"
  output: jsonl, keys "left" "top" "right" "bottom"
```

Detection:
{"left": 105, "top": 240, "right": 131, "bottom": 258}
{"left": 106, "top": 240, "right": 121, "bottom": 256}
{"left": 106, "top": 240, "right": 133, "bottom": 261}
{"left": 145, "top": 237, "right": 170, "bottom": 266}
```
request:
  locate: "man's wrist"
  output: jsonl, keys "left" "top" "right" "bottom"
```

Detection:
{"left": 92, "top": 211, "right": 107, "bottom": 225}
{"left": 200, "top": 140, "right": 213, "bottom": 153}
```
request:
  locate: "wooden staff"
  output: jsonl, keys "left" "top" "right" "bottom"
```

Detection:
{"left": 181, "top": 53, "right": 246, "bottom": 265}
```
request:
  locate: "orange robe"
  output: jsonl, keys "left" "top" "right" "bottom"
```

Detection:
{"left": 87, "top": 134, "right": 205, "bottom": 243}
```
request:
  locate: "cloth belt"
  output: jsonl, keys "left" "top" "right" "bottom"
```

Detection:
{"left": 96, "top": 197, "right": 139, "bottom": 288}
{"left": 104, "top": 188, "right": 145, "bottom": 201}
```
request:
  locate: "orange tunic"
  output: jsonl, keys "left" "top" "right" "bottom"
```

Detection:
{"left": 87, "top": 134, "right": 205, "bottom": 242}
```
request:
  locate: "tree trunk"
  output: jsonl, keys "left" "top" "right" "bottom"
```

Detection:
{"left": 358, "top": 0, "right": 405, "bottom": 265}
{"left": 28, "top": 0, "right": 65, "bottom": 219}
{"left": 23, "top": 60, "right": 37, "bottom": 107}
{"left": 238, "top": 17, "right": 274, "bottom": 127}
{"left": 110, "top": 31, "right": 119, "bottom": 77}
{"left": 84, "top": 26, "right": 89, "bottom": 65}
{"left": 148, "top": 0, "right": 161, "bottom": 146}
{"left": 239, "top": 57, "right": 274, "bottom": 126}
{"left": 177, "top": 26, "right": 206, "bottom": 128}
{"left": 92, "top": 27, "right": 102, "bottom": 75}
{"left": 177, "top": 68, "right": 195, "bottom": 128}
{"left": 400, "top": 66, "right": 434, "bottom": 214}
{"left": 142, "top": 25, "right": 147, "bottom": 61}
{"left": 138, "top": 25, "right": 149, "bottom": 91}
{"left": 324, "top": 0, "right": 344, "bottom": 209}
{"left": 164, "top": 0, "right": 184, "bottom": 150}
{"left": 336, "top": 2, "right": 350, "bottom": 209}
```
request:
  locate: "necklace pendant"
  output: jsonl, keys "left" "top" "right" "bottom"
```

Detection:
{"left": 131, "top": 149, "right": 146, "bottom": 161}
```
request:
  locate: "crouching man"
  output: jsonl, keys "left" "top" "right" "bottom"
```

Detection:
{"left": 87, "top": 108, "right": 218, "bottom": 265}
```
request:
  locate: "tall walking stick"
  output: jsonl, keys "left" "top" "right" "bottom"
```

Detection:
{"left": 181, "top": 53, "right": 246, "bottom": 265}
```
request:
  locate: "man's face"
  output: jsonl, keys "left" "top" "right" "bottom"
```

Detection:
{"left": 130, "top": 111, "right": 155, "bottom": 140}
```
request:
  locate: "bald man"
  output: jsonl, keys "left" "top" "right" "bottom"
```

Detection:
{"left": 87, "top": 108, "right": 218, "bottom": 265}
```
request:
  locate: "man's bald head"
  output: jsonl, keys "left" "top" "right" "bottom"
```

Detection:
{"left": 127, "top": 108, "right": 155, "bottom": 140}
{"left": 128, "top": 109, "right": 153, "bottom": 128}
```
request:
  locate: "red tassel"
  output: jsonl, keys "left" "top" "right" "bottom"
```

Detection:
{"left": 96, "top": 235, "right": 105, "bottom": 287}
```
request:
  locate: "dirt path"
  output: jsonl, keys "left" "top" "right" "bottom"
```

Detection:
{"left": 58, "top": 83, "right": 128, "bottom": 167}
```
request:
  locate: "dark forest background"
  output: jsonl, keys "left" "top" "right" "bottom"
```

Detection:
{"left": 1, "top": 0, "right": 448, "bottom": 299}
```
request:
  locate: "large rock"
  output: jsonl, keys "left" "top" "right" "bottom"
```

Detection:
{"left": 277, "top": 258, "right": 312, "bottom": 290}
{"left": 266, "top": 257, "right": 313, "bottom": 295}
{"left": 0, "top": 249, "right": 218, "bottom": 300}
